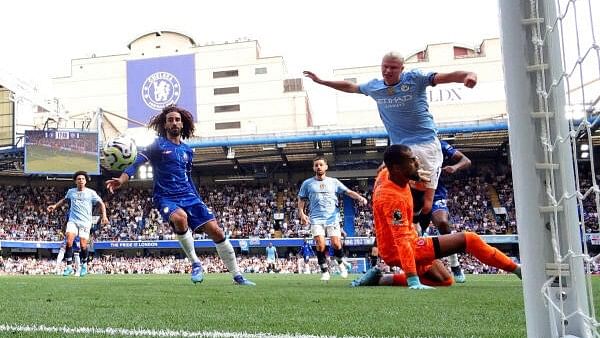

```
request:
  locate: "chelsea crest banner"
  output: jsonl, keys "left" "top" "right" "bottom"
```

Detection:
{"left": 126, "top": 54, "right": 197, "bottom": 127}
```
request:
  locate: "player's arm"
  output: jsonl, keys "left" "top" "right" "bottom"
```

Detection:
{"left": 105, "top": 153, "right": 148, "bottom": 193}
{"left": 298, "top": 198, "right": 310, "bottom": 225}
{"left": 384, "top": 202, "right": 434, "bottom": 290}
{"left": 433, "top": 71, "right": 477, "bottom": 88}
{"left": 303, "top": 71, "right": 360, "bottom": 93}
{"left": 96, "top": 199, "right": 109, "bottom": 225}
{"left": 47, "top": 198, "right": 66, "bottom": 212}
{"left": 443, "top": 150, "right": 472, "bottom": 174}
{"left": 345, "top": 190, "right": 368, "bottom": 206}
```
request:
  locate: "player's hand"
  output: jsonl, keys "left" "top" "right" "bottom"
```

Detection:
{"left": 100, "top": 216, "right": 109, "bottom": 225}
{"left": 105, "top": 178, "right": 123, "bottom": 193}
{"left": 359, "top": 196, "right": 368, "bottom": 206}
{"left": 407, "top": 276, "right": 435, "bottom": 290}
{"left": 464, "top": 72, "right": 477, "bottom": 88}
{"left": 417, "top": 169, "right": 431, "bottom": 182}
{"left": 47, "top": 204, "right": 56, "bottom": 212}
{"left": 442, "top": 165, "right": 457, "bottom": 174}
{"left": 299, "top": 214, "right": 310, "bottom": 225}
{"left": 303, "top": 71, "right": 321, "bottom": 83}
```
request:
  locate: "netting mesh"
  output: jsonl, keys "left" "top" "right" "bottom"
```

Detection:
{"left": 525, "top": 0, "right": 599, "bottom": 336}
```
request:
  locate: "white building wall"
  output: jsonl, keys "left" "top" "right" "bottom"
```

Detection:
{"left": 51, "top": 32, "right": 310, "bottom": 138}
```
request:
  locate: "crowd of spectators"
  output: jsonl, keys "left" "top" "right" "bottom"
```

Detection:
{"left": 0, "top": 162, "right": 598, "bottom": 242}
{"left": 0, "top": 252, "right": 548, "bottom": 276}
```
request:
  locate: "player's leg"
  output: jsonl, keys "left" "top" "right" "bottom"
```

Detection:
{"left": 78, "top": 228, "right": 90, "bottom": 277}
{"left": 369, "top": 242, "right": 379, "bottom": 269}
{"left": 376, "top": 260, "right": 453, "bottom": 287}
{"left": 432, "top": 207, "right": 465, "bottom": 283}
{"left": 62, "top": 224, "right": 77, "bottom": 276}
{"left": 202, "top": 219, "right": 255, "bottom": 286}
{"left": 328, "top": 226, "right": 350, "bottom": 279}
{"left": 55, "top": 244, "right": 66, "bottom": 274}
{"left": 311, "top": 224, "right": 330, "bottom": 281}
{"left": 303, "top": 256, "right": 311, "bottom": 274}
{"left": 165, "top": 204, "right": 204, "bottom": 283}
{"left": 409, "top": 139, "right": 443, "bottom": 215}
{"left": 436, "top": 232, "right": 520, "bottom": 277}
{"left": 411, "top": 188, "right": 425, "bottom": 235}
{"left": 73, "top": 252, "right": 81, "bottom": 276}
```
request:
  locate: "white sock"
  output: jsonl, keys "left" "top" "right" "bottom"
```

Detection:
{"left": 449, "top": 253, "right": 459, "bottom": 268}
{"left": 177, "top": 230, "right": 200, "bottom": 264}
{"left": 215, "top": 240, "right": 240, "bottom": 276}
{"left": 56, "top": 247, "right": 65, "bottom": 268}
{"left": 74, "top": 253, "right": 81, "bottom": 271}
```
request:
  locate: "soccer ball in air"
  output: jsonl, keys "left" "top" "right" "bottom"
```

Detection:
{"left": 102, "top": 136, "right": 137, "bottom": 171}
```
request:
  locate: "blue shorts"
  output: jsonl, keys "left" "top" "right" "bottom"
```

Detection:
{"left": 156, "top": 198, "right": 215, "bottom": 232}
{"left": 431, "top": 198, "right": 449, "bottom": 215}
{"left": 62, "top": 236, "right": 81, "bottom": 251}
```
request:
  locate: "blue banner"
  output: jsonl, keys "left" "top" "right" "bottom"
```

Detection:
{"left": 10, "top": 234, "right": 592, "bottom": 250}
{"left": 343, "top": 195, "right": 356, "bottom": 236}
{"left": 126, "top": 54, "right": 197, "bottom": 127}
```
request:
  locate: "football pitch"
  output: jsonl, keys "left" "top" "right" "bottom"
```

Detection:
{"left": 25, "top": 145, "right": 98, "bottom": 174}
{"left": 0, "top": 274, "right": 598, "bottom": 338}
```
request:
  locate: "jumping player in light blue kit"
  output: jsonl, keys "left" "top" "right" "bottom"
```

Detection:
{"left": 48, "top": 171, "right": 109, "bottom": 277}
{"left": 298, "top": 156, "right": 368, "bottom": 281}
{"left": 304, "top": 52, "right": 477, "bottom": 220}
{"left": 106, "top": 105, "right": 254, "bottom": 286}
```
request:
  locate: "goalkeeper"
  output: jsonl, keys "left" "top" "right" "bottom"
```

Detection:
{"left": 352, "top": 145, "right": 521, "bottom": 289}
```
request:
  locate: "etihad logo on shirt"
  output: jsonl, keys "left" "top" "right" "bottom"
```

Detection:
{"left": 392, "top": 209, "right": 403, "bottom": 225}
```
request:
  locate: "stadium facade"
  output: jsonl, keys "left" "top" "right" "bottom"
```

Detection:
{"left": 40, "top": 32, "right": 511, "bottom": 180}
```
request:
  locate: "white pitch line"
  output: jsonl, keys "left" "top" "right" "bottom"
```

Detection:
{"left": 0, "top": 324, "right": 374, "bottom": 338}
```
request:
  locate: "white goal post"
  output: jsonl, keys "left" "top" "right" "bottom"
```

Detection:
{"left": 499, "top": 0, "right": 598, "bottom": 337}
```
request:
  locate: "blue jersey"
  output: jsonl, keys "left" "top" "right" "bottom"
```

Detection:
{"left": 298, "top": 176, "right": 349, "bottom": 224}
{"left": 299, "top": 242, "right": 314, "bottom": 258}
{"left": 62, "top": 235, "right": 81, "bottom": 251}
{"left": 434, "top": 140, "right": 458, "bottom": 202}
{"left": 358, "top": 69, "right": 437, "bottom": 145}
{"left": 266, "top": 246, "right": 277, "bottom": 261}
{"left": 125, "top": 137, "right": 201, "bottom": 205}
{"left": 64, "top": 188, "right": 102, "bottom": 225}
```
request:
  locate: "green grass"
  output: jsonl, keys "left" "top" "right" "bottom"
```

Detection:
{"left": 0, "top": 274, "right": 596, "bottom": 337}
{"left": 25, "top": 144, "right": 98, "bottom": 173}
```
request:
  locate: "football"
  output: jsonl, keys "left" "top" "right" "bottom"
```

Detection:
{"left": 102, "top": 136, "right": 137, "bottom": 171}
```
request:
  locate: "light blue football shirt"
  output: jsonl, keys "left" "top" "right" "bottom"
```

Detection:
{"left": 298, "top": 176, "right": 349, "bottom": 225}
{"left": 65, "top": 188, "right": 102, "bottom": 225}
{"left": 359, "top": 69, "right": 437, "bottom": 145}
{"left": 266, "top": 246, "right": 277, "bottom": 261}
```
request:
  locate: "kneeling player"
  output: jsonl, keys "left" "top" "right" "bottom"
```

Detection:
{"left": 352, "top": 145, "right": 520, "bottom": 289}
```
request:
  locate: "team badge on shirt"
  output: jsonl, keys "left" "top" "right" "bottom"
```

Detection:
{"left": 400, "top": 84, "right": 410, "bottom": 92}
{"left": 392, "top": 209, "right": 403, "bottom": 225}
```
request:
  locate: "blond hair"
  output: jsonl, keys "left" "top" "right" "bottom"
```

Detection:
{"left": 383, "top": 51, "right": 405, "bottom": 63}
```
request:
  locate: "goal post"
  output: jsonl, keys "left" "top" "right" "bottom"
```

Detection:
{"left": 499, "top": 0, "right": 597, "bottom": 337}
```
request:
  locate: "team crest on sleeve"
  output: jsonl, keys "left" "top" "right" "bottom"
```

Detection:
{"left": 392, "top": 209, "right": 403, "bottom": 225}
{"left": 142, "top": 71, "right": 181, "bottom": 110}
